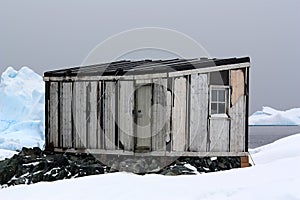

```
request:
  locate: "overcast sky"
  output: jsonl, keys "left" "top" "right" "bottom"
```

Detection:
{"left": 0, "top": 0, "right": 299, "bottom": 113}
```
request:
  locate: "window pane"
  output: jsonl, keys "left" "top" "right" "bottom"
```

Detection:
{"left": 219, "top": 103, "right": 226, "bottom": 113}
{"left": 211, "top": 90, "right": 218, "bottom": 101}
{"left": 219, "top": 90, "right": 225, "bottom": 102}
{"left": 211, "top": 103, "right": 218, "bottom": 114}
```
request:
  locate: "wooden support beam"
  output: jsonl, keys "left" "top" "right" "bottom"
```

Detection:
{"left": 240, "top": 156, "right": 249, "bottom": 168}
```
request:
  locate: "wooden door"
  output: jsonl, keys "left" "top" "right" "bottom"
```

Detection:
{"left": 135, "top": 85, "right": 152, "bottom": 151}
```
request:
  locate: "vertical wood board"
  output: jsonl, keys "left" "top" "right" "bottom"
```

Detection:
{"left": 104, "top": 82, "right": 116, "bottom": 150}
{"left": 172, "top": 77, "right": 187, "bottom": 151}
{"left": 135, "top": 84, "right": 152, "bottom": 149}
{"left": 189, "top": 74, "right": 208, "bottom": 152}
{"left": 87, "top": 82, "right": 98, "bottom": 149}
{"left": 209, "top": 118, "right": 229, "bottom": 152}
{"left": 118, "top": 81, "right": 134, "bottom": 151}
{"left": 229, "top": 69, "right": 245, "bottom": 152}
{"left": 49, "top": 82, "right": 59, "bottom": 147}
{"left": 152, "top": 79, "right": 167, "bottom": 151}
{"left": 74, "top": 82, "right": 87, "bottom": 148}
{"left": 231, "top": 69, "right": 245, "bottom": 105}
{"left": 60, "top": 82, "right": 73, "bottom": 148}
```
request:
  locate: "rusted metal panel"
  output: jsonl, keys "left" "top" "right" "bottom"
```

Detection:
{"left": 189, "top": 74, "right": 208, "bottom": 152}
{"left": 209, "top": 118, "right": 230, "bottom": 152}
{"left": 87, "top": 82, "right": 98, "bottom": 149}
{"left": 172, "top": 77, "right": 187, "bottom": 151}
{"left": 49, "top": 82, "right": 59, "bottom": 147}
{"left": 152, "top": 79, "right": 167, "bottom": 151}
{"left": 104, "top": 82, "right": 116, "bottom": 150}
{"left": 118, "top": 81, "right": 134, "bottom": 151}
{"left": 74, "top": 82, "right": 87, "bottom": 148}
{"left": 60, "top": 82, "right": 73, "bottom": 148}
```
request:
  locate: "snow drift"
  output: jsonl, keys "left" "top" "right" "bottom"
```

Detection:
{"left": 0, "top": 67, "right": 45, "bottom": 150}
{"left": 249, "top": 106, "right": 300, "bottom": 126}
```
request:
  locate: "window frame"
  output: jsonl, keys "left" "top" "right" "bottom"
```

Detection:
{"left": 209, "top": 85, "right": 230, "bottom": 117}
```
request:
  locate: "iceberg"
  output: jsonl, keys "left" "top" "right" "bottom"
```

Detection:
{"left": 0, "top": 67, "right": 45, "bottom": 150}
{"left": 249, "top": 106, "right": 300, "bottom": 126}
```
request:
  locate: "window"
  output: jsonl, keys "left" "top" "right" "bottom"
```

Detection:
{"left": 210, "top": 87, "right": 228, "bottom": 115}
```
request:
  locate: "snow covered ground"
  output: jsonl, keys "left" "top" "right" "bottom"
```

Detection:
{"left": 0, "top": 134, "right": 299, "bottom": 200}
{"left": 0, "top": 67, "right": 44, "bottom": 150}
{"left": 0, "top": 149, "right": 17, "bottom": 161}
{"left": 249, "top": 106, "right": 300, "bottom": 126}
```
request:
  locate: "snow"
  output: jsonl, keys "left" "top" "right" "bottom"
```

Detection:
{"left": 0, "top": 67, "right": 45, "bottom": 151}
{"left": 0, "top": 149, "right": 17, "bottom": 161}
{"left": 0, "top": 134, "right": 299, "bottom": 200}
{"left": 249, "top": 106, "right": 300, "bottom": 126}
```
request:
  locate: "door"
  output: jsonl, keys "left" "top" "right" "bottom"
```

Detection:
{"left": 135, "top": 84, "right": 152, "bottom": 152}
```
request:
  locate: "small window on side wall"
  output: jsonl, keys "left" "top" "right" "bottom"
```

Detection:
{"left": 210, "top": 87, "right": 229, "bottom": 116}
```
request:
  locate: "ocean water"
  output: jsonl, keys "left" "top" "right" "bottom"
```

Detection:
{"left": 249, "top": 126, "right": 300, "bottom": 148}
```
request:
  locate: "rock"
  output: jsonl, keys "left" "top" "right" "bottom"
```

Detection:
{"left": 31, "top": 172, "right": 44, "bottom": 183}
{"left": 109, "top": 162, "right": 119, "bottom": 173}
{"left": 49, "top": 154, "right": 69, "bottom": 168}
{"left": 55, "top": 168, "right": 68, "bottom": 180}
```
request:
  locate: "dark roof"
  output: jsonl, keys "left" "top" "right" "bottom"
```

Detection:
{"left": 44, "top": 57, "right": 250, "bottom": 77}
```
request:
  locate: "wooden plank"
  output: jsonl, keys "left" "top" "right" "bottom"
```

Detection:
{"left": 97, "top": 81, "right": 104, "bottom": 149}
{"left": 209, "top": 118, "right": 230, "bottom": 152}
{"left": 49, "top": 82, "right": 59, "bottom": 147}
{"left": 104, "top": 82, "right": 116, "bottom": 150}
{"left": 166, "top": 91, "right": 172, "bottom": 143}
{"left": 87, "top": 82, "right": 98, "bottom": 149}
{"left": 53, "top": 148, "right": 248, "bottom": 157}
{"left": 118, "top": 81, "right": 134, "bottom": 151}
{"left": 240, "top": 156, "right": 249, "bottom": 168}
{"left": 172, "top": 77, "right": 187, "bottom": 151}
{"left": 135, "top": 84, "right": 152, "bottom": 149}
{"left": 152, "top": 79, "right": 167, "bottom": 151}
{"left": 60, "top": 82, "right": 72, "bottom": 148}
{"left": 229, "top": 69, "right": 245, "bottom": 152}
{"left": 74, "top": 82, "right": 87, "bottom": 148}
{"left": 231, "top": 69, "right": 245, "bottom": 105}
{"left": 189, "top": 74, "right": 208, "bottom": 152}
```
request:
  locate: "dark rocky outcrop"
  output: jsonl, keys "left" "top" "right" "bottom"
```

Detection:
{"left": 0, "top": 147, "right": 246, "bottom": 188}
{"left": 0, "top": 147, "right": 105, "bottom": 187}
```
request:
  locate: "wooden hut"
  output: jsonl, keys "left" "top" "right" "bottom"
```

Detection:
{"left": 44, "top": 57, "right": 250, "bottom": 164}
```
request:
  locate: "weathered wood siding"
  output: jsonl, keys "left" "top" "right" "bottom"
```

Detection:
{"left": 74, "top": 82, "right": 87, "bottom": 148}
{"left": 209, "top": 118, "right": 230, "bottom": 152}
{"left": 97, "top": 81, "right": 104, "bottom": 149}
{"left": 229, "top": 69, "right": 245, "bottom": 151}
{"left": 118, "top": 81, "right": 134, "bottom": 151}
{"left": 104, "top": 82, "right": 116, "bottom": 150}
{"left": 60, "top": 82, "right": 73, "bottom": 148}
{"left": 152, "top": 79, "right": 167, "bottom": 151}
{"left": 165, "top": 91, "right": 172, "bottom": 143}
{"left": 87, "top": 82, "right": 98, "bottom": 149}
{"left": 172, "top": 77, "right": 187, "bottom": 151}
{"left": 189, "top": 74, "right": 208, "bottom": 152}
{"left": 135, "top": 84, "right": 152, "bottom": 149}
{"left": 49, "top": 82, "right": 59, "bottom": 147}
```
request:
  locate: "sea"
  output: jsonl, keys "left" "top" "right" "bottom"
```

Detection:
{"left": 249, "top": 126, "right": 300, "bottom": 149}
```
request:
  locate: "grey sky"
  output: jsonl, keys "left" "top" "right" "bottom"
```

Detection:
{"left": 0, "top": 0, "right": 299, "bottom": 114}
